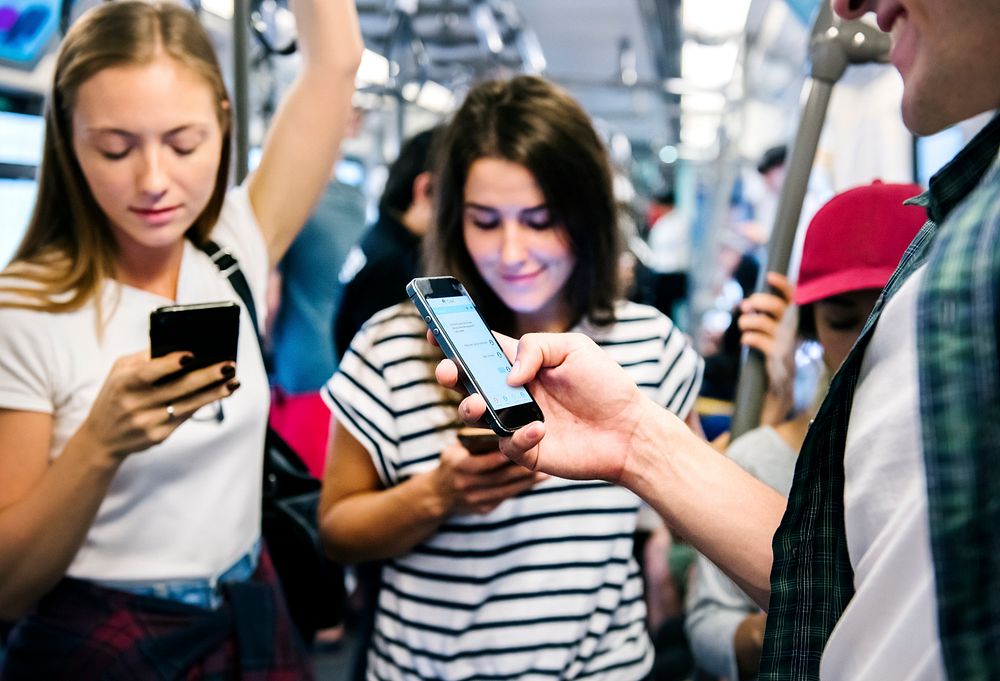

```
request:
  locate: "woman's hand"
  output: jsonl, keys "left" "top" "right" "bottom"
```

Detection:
{"left": 77, "top": 350, "right": 240, "bottom": 464}
{"left": 738, "top": 272, "right": 797, "bottom": 425}
{"left": 431, "top": 442, "right": 546, "bottom": 516}
{"left": 734, "top": 611, "right": 768, "bottom": 679}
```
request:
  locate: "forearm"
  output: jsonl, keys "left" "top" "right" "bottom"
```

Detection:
{"left": 320, "top": 471, "right": 450, "bottom": 564}
{"left": 292, "top": 0, "right": 363, "bottom": 77}
{"left": 623, "top": 402, "right": 784, "bottom": 608}
{"left": 251, "top": 0, "right": 363, "bottom": 265}
{"left": 0, "top": 431, "right": 119, "bottom": 619}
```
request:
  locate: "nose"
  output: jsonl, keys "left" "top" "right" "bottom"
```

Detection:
{"left": 831, "top": 0, "right": 874, "bottom": 21}
{"left": 499, "top": 220, "right": 528, "bottom": 266}
{"left": 137, "top": 147, "right": 169, "bottom": 197}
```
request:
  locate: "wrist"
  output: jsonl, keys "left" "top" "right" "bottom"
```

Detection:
{"left": 67, "top": 426, "right": 122, "bottom": 475}
{"left": 409, "top": 469, "right": 454, "bottom": 522}
{"left": 620, "top": 399, "right": 678, "bottom": 496}
{"left": 620, "top": 398, "right": 714, "bottom": 523}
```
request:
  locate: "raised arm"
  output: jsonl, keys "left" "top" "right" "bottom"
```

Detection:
{"left": 247, "top": 0, "right": 363, "bottom": 267}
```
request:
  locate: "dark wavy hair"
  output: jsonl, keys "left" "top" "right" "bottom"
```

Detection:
{"left": 378, "top": 125, "right": 444, "bottom": 218}
{"left": 424, "top": 75, "right": 621, "bottom": 336}
{"left": 0, "top": 1, "right": 231, "bottom": 315}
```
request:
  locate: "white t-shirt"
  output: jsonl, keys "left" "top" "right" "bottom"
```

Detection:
{"left": 821, "top": 265, "right": 946, "bottom": 679}
{"left": 0, "top": 186, "right": 271, "bottom": 582}
{"left": 325, "top": 300, "right": 703, "bottom": 681}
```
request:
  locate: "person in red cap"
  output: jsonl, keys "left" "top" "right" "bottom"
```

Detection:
{"left": 685, "top": 181, "right": 926, "bottom": 681}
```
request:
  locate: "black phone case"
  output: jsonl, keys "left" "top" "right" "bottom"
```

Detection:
{"left": 150, "top": 301, "right": 240, "bottom": 380}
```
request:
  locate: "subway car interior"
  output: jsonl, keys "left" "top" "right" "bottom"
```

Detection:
{"left": 1, "top": 0, "right": 998, "bottom": 679}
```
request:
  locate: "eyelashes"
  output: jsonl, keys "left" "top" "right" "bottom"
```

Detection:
{"left": 97, "top": 144, "right": 199, "bottom": 160}
{"left": 465, "top": 207, "right": 557, "bottom": 230}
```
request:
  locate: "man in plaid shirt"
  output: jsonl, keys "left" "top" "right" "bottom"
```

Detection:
{"left": 438, "top": 0, "right": 1000, "bottom": 679}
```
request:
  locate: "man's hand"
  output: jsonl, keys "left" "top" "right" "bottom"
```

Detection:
{"left": 434, "top": 331, "right": 661, "bottom": 484}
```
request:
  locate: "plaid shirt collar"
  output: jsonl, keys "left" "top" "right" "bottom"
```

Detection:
{"left": 760, "top": 112, "right": 1000, "bottom": 681}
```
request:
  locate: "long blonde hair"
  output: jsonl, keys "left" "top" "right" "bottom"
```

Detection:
{"left": 0, "top": 1, "right": 232, "bottom": 312}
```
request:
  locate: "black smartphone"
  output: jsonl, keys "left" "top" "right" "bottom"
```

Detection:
{"left": 457, "top": 427, "right": 501, "bottom": 455}
{"left": 150, "top": 301, "right": 240, "bottom": 383}
{"left": 407, "top": 276, "right": 544, "bottom": 436}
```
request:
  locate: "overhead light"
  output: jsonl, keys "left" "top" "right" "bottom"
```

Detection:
{"left": 356, "top": 49, "right": 390, "bottom": 87}
{"left": 201, "top": 0, "right": 233, "bottom": 20}
{"left": 413, "top": 80, "right": 455, "bottom": 113}
{"left": 682, "top": 42, "right": 739, "bottom": 90}
{"left": 681, "top": 92, "right": 728, "bottom": 113}
{"left": 680, "top": 115, "right": 721, "bottom": 148}
{"left": 682, "top": 0, "right": 752, "bottom": 38}
{"left": 658, "top": 145, "right": 680, "bottom": 164}
{"left": 401, "top": 82, "right": 421, "bottom": 102}
{"left": 470, "top": 2, "right": 504, "bottom": 54}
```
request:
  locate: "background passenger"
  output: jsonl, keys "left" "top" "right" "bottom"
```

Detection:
{"left": 319, "top": 75, "right": 703, "bottom": 680}
{"left": 334, "top": 125, "right": 443, "bottom": 362}
{"left": 685, "top": 181, "right": 927, "bottom": 681}
{"left": 0, "top": 0, "right": 361, "bottom": 676}
{"left": 269, "top": 106, "right": 368, "bottom": 392}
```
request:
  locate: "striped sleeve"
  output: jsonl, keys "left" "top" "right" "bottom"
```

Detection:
{"left": 591, "top": 302, "right": 704, "bottom": 419}
{"left": 322, "top": 306, "right": 406, "bottom": 486}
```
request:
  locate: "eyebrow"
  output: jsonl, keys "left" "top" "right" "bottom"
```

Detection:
{"left": 463, "top": 202, "right": 548, "bottom": 212}
{"left": 87, "top": 124, "right": 205, "bottom": 137}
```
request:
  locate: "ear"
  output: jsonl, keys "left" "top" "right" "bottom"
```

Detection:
{"left": 412, "top": 171, "right": 433, "bottom": 205}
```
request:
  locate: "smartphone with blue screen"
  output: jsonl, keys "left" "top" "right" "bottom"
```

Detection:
{"left": 407, "top": 276, "right": 544, "bottom": 437}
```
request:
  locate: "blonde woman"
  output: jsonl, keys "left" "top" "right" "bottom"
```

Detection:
{"left": 0, "top": 1, "right": 361, "bottom": 676}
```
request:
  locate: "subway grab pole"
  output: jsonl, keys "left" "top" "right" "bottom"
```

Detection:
{"left": 728, "top": 4, "right": 891, "bottom": 440}
{"left": 233, "top": 0, "right": 251, "bottom": 183}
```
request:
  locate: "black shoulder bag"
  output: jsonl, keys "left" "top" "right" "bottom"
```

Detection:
{"left": 202, "top": 240, "right": 346, "bottom": 644}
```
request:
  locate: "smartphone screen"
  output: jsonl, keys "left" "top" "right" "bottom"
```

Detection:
{"left": 408, "top": 277, "right": 543, "bottom": 436}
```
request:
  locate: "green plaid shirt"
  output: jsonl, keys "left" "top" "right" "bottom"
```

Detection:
{"left": 760, "top": 112, "right": 1000, "bottom": 681}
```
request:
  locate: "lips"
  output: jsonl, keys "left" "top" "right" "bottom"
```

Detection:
{"left": 888, "top": 13, "right": 915, "bottom": 75}
{"left": 129, "top": 205, "right": 180, "bottom": 225}
{"left": 875, "top": 1, "right": 904, "bottom": 33}
{"left": 500, "top": 269, "right": 543, "bottom": 285}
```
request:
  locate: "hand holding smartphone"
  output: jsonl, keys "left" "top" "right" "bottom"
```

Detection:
{"left": 407, "top": 276, "right": 543, "bottom": 436}
{"left": 457, "top": 427, "right": 501, "bottom": 454}
{"left": 150, "top": 301, "right": 240, "bottom": 384}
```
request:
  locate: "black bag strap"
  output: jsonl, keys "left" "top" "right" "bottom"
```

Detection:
{"left": 200, "top": 240, "right": 264, "bottom": 350}
{"left": 200, "top": 239, "right": 307, "bottom": 479}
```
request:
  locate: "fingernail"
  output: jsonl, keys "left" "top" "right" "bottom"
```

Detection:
{"left": 180, "top": 354, "right": 195, "bottom": 367}
{"left": 226, "top": 379, "right": 241, "bottom": 392}
{"left": 221, "top": 364, "right": 236, "bottom": 378}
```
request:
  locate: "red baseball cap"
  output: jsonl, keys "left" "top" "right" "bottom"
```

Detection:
{"left": 795, "top": 181, "right": 927, "bottom": 306}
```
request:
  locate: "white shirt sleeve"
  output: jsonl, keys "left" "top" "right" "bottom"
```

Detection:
{"left": 685, "top": 552, "right": 754, "bottom": 681}
{"left": 0, "top": 306, "right": 55, "bottom": 414}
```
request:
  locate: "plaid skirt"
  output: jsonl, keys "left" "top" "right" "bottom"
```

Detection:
{"left": 1, "top": 549, "right": 313, "bottom": 680}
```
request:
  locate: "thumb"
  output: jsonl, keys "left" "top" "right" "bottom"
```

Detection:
{"left": 508, "top": 332, "right": 571, "bottom": 385}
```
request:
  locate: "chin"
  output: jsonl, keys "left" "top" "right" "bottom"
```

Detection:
{"left": 902, "top": 105, "right": 949, "bottom": 137}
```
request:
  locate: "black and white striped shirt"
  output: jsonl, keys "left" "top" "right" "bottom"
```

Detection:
{"left": 325, "top": 300, "right": 703, "bottom": 680}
